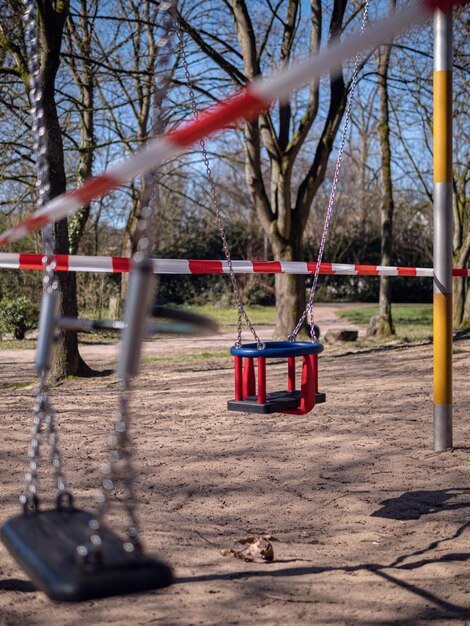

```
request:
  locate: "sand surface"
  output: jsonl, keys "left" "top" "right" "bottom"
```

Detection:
{"left": 0, "top": 304, "right": 468, "bottom": 625}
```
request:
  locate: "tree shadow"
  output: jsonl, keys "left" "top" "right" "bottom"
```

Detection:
{"left": 75, "top": 367, "right": 114, "bottom": 378}
{"left": 0, "top": 578, "right": 36, "bottom": 592}
{"left": 177, "top": 520, "right": 470, "bottom": 620}
{"left": 454, "top": 329, "right": 470, "bottom": 341}
{"left": 371, "top": 488, "right": 470, "bottom": 520}
{"left": 1, "top": 522, "right": 468, "bottom": 621}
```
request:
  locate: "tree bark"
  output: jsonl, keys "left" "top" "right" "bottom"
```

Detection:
{"left": 66, "top": 0, "right": 95, "bottom": 256}
{"left": 271, "top": 236, "right": 306, "bottom": 338}
{"left": 463, "top": 288, "right": 470, "bottom": 327}
{"left": 452, "top": 170, "right": 470, "bottom": 328}
{"left": 36, "top": 0, "right": 91, "bottom": 379}
{"left": 374, "top": 0, "right": 396, "bottom": 338}
{"left": 453, "top": 236, "right": 470, "bottom": 328}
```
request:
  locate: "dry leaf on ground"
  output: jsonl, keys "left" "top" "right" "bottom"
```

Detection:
{"left": 221, "top": 535, "right": 276, "bottom": 562}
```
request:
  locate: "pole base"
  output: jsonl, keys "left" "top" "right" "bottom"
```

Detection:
{"left": 433, "top": 404, "right": 453, "bottom": 451}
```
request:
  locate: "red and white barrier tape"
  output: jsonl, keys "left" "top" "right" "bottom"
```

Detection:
{"left": 0, "top": 0, "right": 459, "bottom": 248}
{"left": 0, "top": 253, "right": 468, "bottom": 277}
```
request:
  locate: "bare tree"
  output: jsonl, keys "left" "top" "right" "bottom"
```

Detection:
{"left": 451, "top": 12, "right": 470, "bottom": 327}
{"left": 373, "top": 0, "right": 396, "bottom": 337}
{"left": 65, "top": 0, "right": 97, "bottom": 255}
{"left": 86, "top": 0, "right": 177, "bottom": 301}
{"left": 391, "top": 10, "right": 469, "bottom": 328}
{"left": 179, "top": 0, "right": 368, "bottom": 338}
{"left": 452, "top": 137, "right": 470, "bottom": 328}
{"left": 0, "top": 0, "right": 94, "bottom": 379}
{"left": 348, "top": 81, "right": 380, "bottom": 264}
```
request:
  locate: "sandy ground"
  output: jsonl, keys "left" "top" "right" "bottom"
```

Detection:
{"left": 0, "top": 304, "right": 468, "bottom": 625}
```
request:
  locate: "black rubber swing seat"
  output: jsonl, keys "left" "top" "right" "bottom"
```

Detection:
{"left": 227, "top": 389, "right": 326, "bottom": 414}
{"left": 0, "top": 505, "right": 173, "bottom": 602}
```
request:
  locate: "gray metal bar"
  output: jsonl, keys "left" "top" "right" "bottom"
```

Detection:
{"left": 58, "top": 318, "right": 126, "bottom": 332}
{"left": 434, "top": 10, "right": 453, "bottom": 72}
{"left": 433, "top": 183, "right": 453, "bottom": 294}
{"left": 117, "top": 261, "right": 155, "bottom": 380}
{"left": 35, "top": 290, "right": 59, "bottom": 374}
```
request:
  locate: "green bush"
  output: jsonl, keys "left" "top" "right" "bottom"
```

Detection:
{"left": 0, "top": 296, "right": 40, "bottom": 340}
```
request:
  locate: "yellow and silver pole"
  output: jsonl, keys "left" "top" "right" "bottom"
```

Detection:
{"left": 433, "top": 10, "right": 453, "bottom": 450}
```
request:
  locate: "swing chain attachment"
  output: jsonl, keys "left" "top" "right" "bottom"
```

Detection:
{"left": 21, "top": 374, "right": 71, "bottom": 514}
{"left": 176, "top": 25, "right": 264, "bottom": 351}
{"left": 20, "top": 0, "right": 70, "bottom": 510}
{"left": 77, "top": 1, "right": 177, "bottom": 564}
{"left": 289, "top": 0, "right": 370, "bottom": 343}
{"left": 78, "top": 380, "right": 144, "bottom": 563}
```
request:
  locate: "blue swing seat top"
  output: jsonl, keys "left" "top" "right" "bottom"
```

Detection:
{"left": 228, "top": 341, "right": 325, "bottom": 415}
{"left": 230, "top": 340, "right": 324, "bottom": 358}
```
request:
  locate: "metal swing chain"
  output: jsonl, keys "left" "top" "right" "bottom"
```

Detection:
{"left": 83, "top": 1, "right": 177, "bottom": 559}
{"left": 176, "top": 26, "right": 264, "bottom": 350}
{"left": 20, "top": 0, "right": 70, "bottom": 512}
{"left": 289, "top": 0, "right": 370, "bottom": 342}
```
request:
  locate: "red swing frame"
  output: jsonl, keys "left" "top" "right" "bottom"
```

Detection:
{"left": 229, "top": 342, "right": 325, "bottom": 415}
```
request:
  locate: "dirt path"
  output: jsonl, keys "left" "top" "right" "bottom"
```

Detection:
{"left": 0, "top": 302, "right": 363, "bottom": 372}
{"left": 0, "top": 307, "right": 468, "bottom": 626}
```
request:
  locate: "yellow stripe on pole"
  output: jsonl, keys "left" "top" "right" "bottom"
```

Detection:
{"left": 434, "top": 292, "right": 452, "bottom": 405}
{"left": 433, "top": 70, "right": 452, "bottom": 183}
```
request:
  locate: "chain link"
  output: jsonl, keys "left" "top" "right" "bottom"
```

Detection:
{"left": 20, "top": 0, "right": 69, "bottom": 511}
{"left": 289, "top": 1, "right": 370, "bottom": 342}
{"left": 177, "top": 27, "right": 264, "bottom": 350}
{"left": 83, "top": 0, "right": 177, "bottom": 558}
{"left": 79, "top": 380, "right": 144, "bottom": 558}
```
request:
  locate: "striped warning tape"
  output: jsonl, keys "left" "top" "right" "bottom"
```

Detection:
{"left": 0, "top": 253, "right": 468, "bottom": 277}
{"left": 0, "top": 0, "right": 459, "bottom": 248}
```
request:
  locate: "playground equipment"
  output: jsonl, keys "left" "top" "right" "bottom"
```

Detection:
{"left": 176, "top": 0, "right": 369, "bottom": 415}
{"left": 432, "top": 9, "right": 454, "bottom": 451}
{"left": 0, "top": 0, "right": 181, "bottom": 602}
{"left": 228, "top": 342, "right": 325, "bottom": 415}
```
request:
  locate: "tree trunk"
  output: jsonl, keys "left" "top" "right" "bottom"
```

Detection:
{"left": 373, "top": 0, "right": 396, "bottom": 338}
{"left": 453, "top": 240, "right": 470, "bottom": 329}
{"left": 452, "top": 277, "right": 466, "bottom": 327}
{"left": 67, "top": 2, "right": 95, "bottom": 256}
{"left": 452, "top": 173, "right": 470, "bottom": 328}
{"left": 463, "top": 287, "right": 470, "bottom": 327}
{"left": 270, "top": 238, "right": 306, "bottom": 339}
{"left": 37, "top": 1, "right": 91, "bottom": 380}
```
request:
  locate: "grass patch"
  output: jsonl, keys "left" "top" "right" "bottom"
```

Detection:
{"left": 0, "top": 334, "right": 119, "bottom": 349}
{"left": 77, "top": 332, "right": 120, "bottom": 345}
{"left": 143, "top": 350, "right": 230, "bottom": 364}
{"left": 183, "top": 305, "right": 276, "bottom": 326}
{"left": 0, "top": 380, "right": 36, "bottom": 390}
{"left": 338, "top": 304, "right": 432, "bottom": 325}
{"left": 338, "top": 304, "right": 433, "bottom": 341}
{"left": 0, "top": 339, "right": 37, "bottom": 350}
{"left": 79, "top": 307, "right": 111, "bottom": 319}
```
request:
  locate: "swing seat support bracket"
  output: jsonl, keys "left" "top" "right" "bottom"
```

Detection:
{"left": 228, "top": 341, "right": 325, "bottom": 416}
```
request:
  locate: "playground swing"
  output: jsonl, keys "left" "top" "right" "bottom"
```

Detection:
{"left": 0, "top": 0, "right": 179, "bottom": 602}
{"left": 178, "top": 0, "right": 368, "bottom": 415}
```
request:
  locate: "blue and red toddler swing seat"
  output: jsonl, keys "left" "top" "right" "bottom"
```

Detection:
{"left": 228, "top": 340, "right": 325, "bottom": 414}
